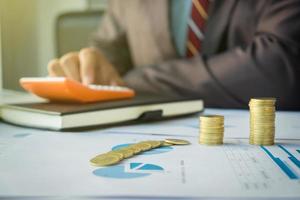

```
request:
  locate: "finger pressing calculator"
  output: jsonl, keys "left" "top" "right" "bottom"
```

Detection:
{"left": 20, "top": 77, "right": 135, "bottom": 103}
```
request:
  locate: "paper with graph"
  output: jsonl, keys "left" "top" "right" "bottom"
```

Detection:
{"left": 0, "top": 128, "right": 300, "bottom": 198}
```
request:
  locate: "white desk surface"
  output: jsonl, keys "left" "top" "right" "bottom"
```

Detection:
{"left": 0, "top": 108, "right": 299, "bottom": 199}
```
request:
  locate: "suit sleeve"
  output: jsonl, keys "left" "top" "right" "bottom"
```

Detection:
{"left": 124, "top": 0, "right": 300, "bottom": 109}
{"left": 89, "top": 0, "right": 133, "bottom": 75}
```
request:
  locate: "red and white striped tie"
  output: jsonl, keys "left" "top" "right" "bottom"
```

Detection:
{"left": 186, "top": 0, "right": 209, "bottom": 57}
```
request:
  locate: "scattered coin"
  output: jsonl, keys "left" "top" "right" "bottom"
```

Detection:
{"left": 133, "top": 142, "right": 152, "bottom": 151}
{"left": 106, "top": 151, "right": 124, "bottom": 159}
{"left": 160, "top": 141, "right": 174, "bottom": 146}
{"left": 90, "top": 154, "right": 121, "bottom": 166}
{"left": 143, "top": 140, "right": 163, "bottom": 148}
{"left": 90, "top": 138, "right": 190, "bottom": 167}
{"left": 113, "top": 148, "right": 134, "bottom": 158}
{"left": 123, "top": 145, "right": 142, "bottom": 154}
{"left": 165, "top": 138, "right": 190, "bottom": 145}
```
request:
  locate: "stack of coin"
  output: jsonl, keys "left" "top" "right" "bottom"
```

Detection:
{"left": 90, "top": 138, "right": 190, "bottom": 166}
{"left": 249, "top": 98, "right": 276, "bottom": 145}
{"left": 199, "top": 115, "right": 224, "bottom": 145}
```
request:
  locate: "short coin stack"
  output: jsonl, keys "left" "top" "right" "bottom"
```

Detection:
{"left": 199, "top": 115, "right": 224, "bottom": 145}
{"left": 90, "top": 139, "right": 190, "bottom": 166}
{"left": 249, "top": 98, "right": 276, "bottom": 145}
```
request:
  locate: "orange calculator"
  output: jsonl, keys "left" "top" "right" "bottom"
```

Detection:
{"left": 20, "top": 77, "right": 135, "bottom": 103}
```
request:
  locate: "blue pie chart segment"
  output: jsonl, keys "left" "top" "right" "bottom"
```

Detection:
{"left": 93, "top": 165, "right": 151, "bottom": 179}
{"left": 93, "top": 162, "right": 164, "bottom": 179}
{"left": 112, "top": 143, "right": 173, "bottom": 155}
{"left": 131, "top": 163, "right": 164, "bottom": 171}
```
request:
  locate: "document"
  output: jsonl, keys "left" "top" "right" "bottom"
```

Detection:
{"left": 0, "top": 129, "right": 299, "bottom": 198}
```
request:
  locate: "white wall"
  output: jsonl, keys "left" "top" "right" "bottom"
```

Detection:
{"left": 36, "top": 0, "right": 105, "bottom": 76}
{"left": 1, "top": 0, "right": 38, "bottom": 90}
{"left": 0, "top": 0, "right": 106, "bottom": 90}
{"left": 0, "top": 22, "right": 3, "bottom": 90}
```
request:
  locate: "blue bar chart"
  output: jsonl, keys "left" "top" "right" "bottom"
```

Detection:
{"left": 278, "top": 145, "right": 300, "bottom": 169}
{"left": 261, "top": 145, "right": 300, "bottom": 180}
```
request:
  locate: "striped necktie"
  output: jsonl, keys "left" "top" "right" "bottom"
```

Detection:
{"left": 186, "top": 0, "right": 209, "bottom": 57}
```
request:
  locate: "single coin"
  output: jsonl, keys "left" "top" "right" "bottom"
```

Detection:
{"left": 250, "top": 133, "right": 275, "bottom": 137}
{"left": 200, "top": 125, "right": 224, "bottom": 129}
{"left": 199, "top": 140, "right": 223, "bottom": 145}
{"left": 133, "top": 142, "right": 152, "bottom": 151}
{"left": 250, "top": 123, "right": 275, "bottom": 126}
{"left": 250, "top": 135, "right": 275, "bottom": 140}
{"left": 249, "top": 98, "right": 276, "bottom": 103}
{"left": 250, "top": 116, "right": 275, "bottom": 121}
{"left": 90, "top": 153, "right": 107, "bottom": 163}
{"left": 106, "top": 151, "right": 124, "bottom": 159}
{"left": 250, "top": 122, "right": 275, "bottom": 126}
{"left": 200, "top": 115, "right": 224, "bottom": 122}
{"left": 200, "top": 122, "right": 224, "bottom": 127}
{"left": 250, "top": 115, "right": 275, "bottom": 119}
{"left": 250, "top": 111, "right": 275, "bottom": 116}
{"left": 250, "top": 140, "right": 275, "bottom": 144}
{"left": 250, "top": 136, "right": 275, "bottom": 140}
{"left": 200, "top": 132, "right": 224, "bottom": 136}
{"left": 250, "top": 137, "right": 275, "bottom": 141}
{"left": 90, "top": 154, "right": 120, "bottom": 166}
{"left": 249, "top": 141, "right": 274, "bottom": 146}
{"left": 250, "top": 125, "right": 275, "bottom": 129}
{"left": 201, "top": 130, "right": 223, "bottom": 134}
{"left": 160, "top": 141, "right": 173, "bottom": 146}
{"left": 143, "top": 140, "right": 163, "bottom": 148}
{"left": 123, "top": 145, "right": 142, "bottom": 154}
{"left": 164, "top": 138, "right": 190, "bottom": 145}
{"left": 250, "top": 107, "right": 275, "bottom": 112}
{"left": 200, "top": 133, "right": 224, "bottom": 137}
{"left": 249, "top": 138, "right": 274, "bottom": 142}
{"left": 249, "top": 103, "right": 275, "bottom": 108}
{"left": 250, "top": 123, "right": 274, "bottom": 126}
{"left": 200, "top": 126, "right": 224, "bottom": 130}
{"left": 250, "top": 131, "right": 275, "bottom": 135}
{"left": 199, "top": 137, "right": 223, "bottom": 141}
{"left": 113, "top": 148, "right": 134, "bottom": 158}
{"left": 250, "top": 129, "right": 275, "bottom": 135}
{"left": 200, "top": 141, "right": 223, "bottom": 145}
{"left": 250, "top": 120, "right": 275, "bottom": 123}
{"left": 200, "top": 135, "right": 224, "bottom": 140}
{"left": 250, "top": 113, "right": 276, "bottom": 117}
{"left": 249, "top": 98, "right": 276, "bottom": 104}
{"left": 200, "top": 129, "right": 224, "bottom": 134}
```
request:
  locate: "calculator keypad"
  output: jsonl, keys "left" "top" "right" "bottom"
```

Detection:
{"left": 88, "top": 85, "right": 131, "bottom": 91}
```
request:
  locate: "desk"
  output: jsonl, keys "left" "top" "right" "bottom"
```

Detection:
{"left": 0, "top": 109, "right": 300, "bottom": 199}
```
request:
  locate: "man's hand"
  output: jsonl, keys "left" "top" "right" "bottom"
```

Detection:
{"left": 47, "top": 47, "right": 124, "bottom": 86}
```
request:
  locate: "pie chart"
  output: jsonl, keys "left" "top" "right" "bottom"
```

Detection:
{"left": 93, "top": 162, "right": 164, "bottom": 179}
{"left": 93, "top": 142, "right": 169, "bottom": 179}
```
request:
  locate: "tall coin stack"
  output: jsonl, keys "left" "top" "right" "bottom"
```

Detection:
{"left": 249, "top": 98, "right": 276, "bottom": 145}
{"left": 199, "top": 115, "right": 224, "bottom": 145}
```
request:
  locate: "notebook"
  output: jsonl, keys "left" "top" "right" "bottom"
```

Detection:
{"left": 1, "top": 94, "right": 204, "bottom": 130}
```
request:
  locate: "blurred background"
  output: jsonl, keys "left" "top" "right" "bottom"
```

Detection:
{"left": 0, "top": 0, "right": 107, "bottom": 91}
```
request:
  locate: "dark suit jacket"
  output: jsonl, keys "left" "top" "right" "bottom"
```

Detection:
{"left": 93, "top": 0, "right": 300, "bottom": 110}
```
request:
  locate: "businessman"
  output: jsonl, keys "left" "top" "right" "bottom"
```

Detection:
{"left": 48, "top": 0, "right": 300, "bottom": 109}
